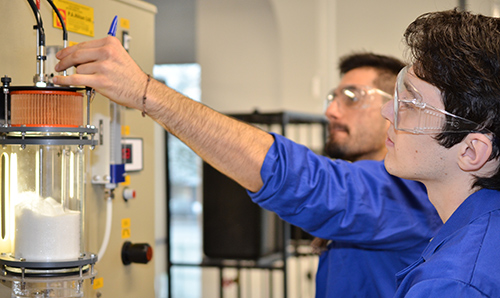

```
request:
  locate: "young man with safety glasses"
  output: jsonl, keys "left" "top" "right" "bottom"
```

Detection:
{"left": 379, "top": 10, "right": 500, "bottom": 295}
{"left": 312, "top": 53, "right": 441, "bottom": 297}
{"left": 53, "top": 8, "right": 500, "bottom": 296}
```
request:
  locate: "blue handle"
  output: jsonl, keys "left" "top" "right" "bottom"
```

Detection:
{"left": 108, "top": 15, "right": 118, "bottom": 37}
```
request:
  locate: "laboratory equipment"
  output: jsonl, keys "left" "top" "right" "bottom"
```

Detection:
{"left": 0, "top": 1, "right": 98, "bottom": 297}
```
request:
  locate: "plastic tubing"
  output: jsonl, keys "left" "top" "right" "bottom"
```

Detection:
{"left": 26, "top": 0, "right": 45, "bottom": 46}
{"left": 45, "top": 0, "right": 68, "bottom": 43}
{"left": 97, "top": 196, "right": 113, "bottom": 263}
{"left": 46, "top": 0, "right": 68, "bottom": 76}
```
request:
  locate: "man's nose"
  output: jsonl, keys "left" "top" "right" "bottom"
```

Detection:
{"left": 325, "top": 99, "right": 343, "bottom": 119}
{"left": 380, "top": 99, "right": 394, "bottom": 123}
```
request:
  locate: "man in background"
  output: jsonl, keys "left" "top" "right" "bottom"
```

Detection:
{"left": 324, "top": 53, "right": 400, "bottom": 162}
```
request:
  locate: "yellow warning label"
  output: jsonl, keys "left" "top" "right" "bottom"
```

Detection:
{"left": 122, "top": 125, "right": 130, "bottom": 136}
{"left": 122, "top": 228, "right": 131, "bottom": 239}
{"left": 122, "top": 175, "right": 131, "bottom": 186}
{"left": 122, "top": 218, "right": 131, "bottom": 228}
{"left": 120, "top": 18, "right": 130, "bottom": 30}
{"left": 52, "top": 0, "right": 95, "bottom": 37}
{"left": 93, "top": 277, "right": 104, "bottom": 290}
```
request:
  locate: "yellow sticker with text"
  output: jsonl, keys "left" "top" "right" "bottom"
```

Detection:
{"left": 120, "top": 18, "right": 130, "bottom": 30}
{"left": 122, "top": 228, "right": 131, "bottom": 239}
{"left": 52, "top": 0, "right": 95, "bottom": 37}
{"left": 93, "top": 277, "right": 104, "bottom": 290}
{"left": 122, "top": 218, "right": 131, "bottom": 228}
{"left": 122, "top": 175, "right": 131, "bottom": 186}
{"left": 122, "top": 125, "right": 130, "bottom": 136}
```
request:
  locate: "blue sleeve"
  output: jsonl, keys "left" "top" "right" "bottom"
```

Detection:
{"left": 404, "top": 279, "right": 487, "bottom": 297}
{"left": 248, "top": 133, "right": 441, "bottom": 250}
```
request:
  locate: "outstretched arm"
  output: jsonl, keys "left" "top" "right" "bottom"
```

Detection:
{"left": 54, "top": 36, "right": 273, "bottom": 192}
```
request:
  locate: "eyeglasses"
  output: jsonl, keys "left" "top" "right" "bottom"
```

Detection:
{"left": 326, "top": 85, "right": 392, "bottom": 111}
{"left": 394, "top": 65, "right": 492, "bottom": 135}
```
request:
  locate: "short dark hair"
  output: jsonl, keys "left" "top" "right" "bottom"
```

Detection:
{"left": 404, "top": 9, "right": 500, "bottom": 190}
{"left": 339, "top": 52, "right": 406, "bottom": 95}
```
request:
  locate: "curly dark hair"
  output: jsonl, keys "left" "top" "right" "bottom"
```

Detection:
{"left": 339, "top": 52, "right": 405, "bottom": 95}
{"left": 404, "top": 9, "right": 500, "bottom": 190}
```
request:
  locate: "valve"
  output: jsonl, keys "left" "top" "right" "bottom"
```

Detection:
{"left": 123, "top": 187, "right": 136, "bottom": 201}
{"left": 121, "top": 241, "right": 153, "bottom": 265}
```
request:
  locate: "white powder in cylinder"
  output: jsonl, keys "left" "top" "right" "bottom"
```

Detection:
{"left": 14, "top": 192, "right": 81, "bottom": 261}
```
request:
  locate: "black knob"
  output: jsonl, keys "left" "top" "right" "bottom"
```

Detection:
{"left": 2, "top": 76, "right": 11, "bottom": 87}
{"left": 121, "top": 241, "right": 153, "bottom": 265}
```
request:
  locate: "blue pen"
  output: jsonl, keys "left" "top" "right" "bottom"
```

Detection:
{"left": 108, "top": 15, "right": 118, "bottom": 37}
{"left": 106, "top": 15, "right": 125, "bottom": 186}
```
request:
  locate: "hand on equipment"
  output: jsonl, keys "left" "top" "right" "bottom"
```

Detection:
{"left": 54, "top": 36, "right": 148, "bottom": 111}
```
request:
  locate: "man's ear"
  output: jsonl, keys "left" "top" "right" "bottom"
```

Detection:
{"left": 458, "top": 133, "right": 493, "bottom": 172}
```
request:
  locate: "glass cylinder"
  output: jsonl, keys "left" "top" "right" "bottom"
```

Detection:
{"left": 0, "top": 87, "right": 95, "bottom": 298}
{"left": 11, "top": 280, "right": 84, "bottom": 298}
{"left": 0, "top": 142, "right": 85, "bottom": 262}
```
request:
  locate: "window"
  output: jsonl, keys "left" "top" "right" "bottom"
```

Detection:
{"left": 154, "top": 64, "right": 202, "bottom": 298}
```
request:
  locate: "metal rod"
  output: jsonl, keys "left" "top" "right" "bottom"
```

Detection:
{"left": 458, "top": 0, "right": 466, "bottom": 10}
{"left": 2, "top": 76, "right": 10, "bottom": 126}
{"left": 219, "top": 266, "right": 224, "bottom": 298}
{"left": 237, "top": 269, "right": 241, "bottom": 298}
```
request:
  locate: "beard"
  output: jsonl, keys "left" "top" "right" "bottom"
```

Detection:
{"left": 324, "top": 138, "right": 355, "bottom": 161}
{"left": 324, "top": 123, "right": 356, "bottom": 161}
{"left": 324, "top": 122, "right": 376, "bottom": 162}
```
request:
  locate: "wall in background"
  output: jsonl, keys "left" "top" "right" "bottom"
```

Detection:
{"left": 145, "top": 0, "right": 197, "bottom": 64}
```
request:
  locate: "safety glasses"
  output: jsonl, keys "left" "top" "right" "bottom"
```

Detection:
{"left": 394, "top": 66, "right": 492, "bottom": 135}
{"left": 326, "top": 85, "right": 392, "bottom": 111}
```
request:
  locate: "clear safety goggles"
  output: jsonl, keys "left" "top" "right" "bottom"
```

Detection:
{"left": 394, "top": 66, "right": 492, "bottom": 135}
{"left": 326, "top": 85, "right": 392, "bottom": 111}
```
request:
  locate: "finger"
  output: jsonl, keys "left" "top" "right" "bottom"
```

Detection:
{"left": 55, "top": 36, "right": 122, "bottom": 72}
{"left": 74, "top": 61, "right": 99, "bottom": 75}
{"left": 53, "top": 73, "right": 101, "bottom": 88}
{"left": 55, "top": 46, "right": 109, "bottom": 72}
{"left": 56, "top": 36, "right": 113, "bottom": 60}
{"left": 54, "top": 73, "right": 138, "bottom": 110}
{"left": 54, "top": 73, "right": 118, "bottom": 101}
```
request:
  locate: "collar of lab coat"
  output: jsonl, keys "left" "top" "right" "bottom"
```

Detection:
{"left": 421, "top": 188, "right": 500, "bottom": 260}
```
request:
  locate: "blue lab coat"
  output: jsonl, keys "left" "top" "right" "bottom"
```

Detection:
{"left": 395, "top": 188, "right": 500, "bottom": 297}
{"left": 249, "top": 133, "right": 442, "bottom": 297}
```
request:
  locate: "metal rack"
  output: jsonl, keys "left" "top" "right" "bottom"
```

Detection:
{"left": 166, "top": 110, "right": 328, "bottom": 298}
